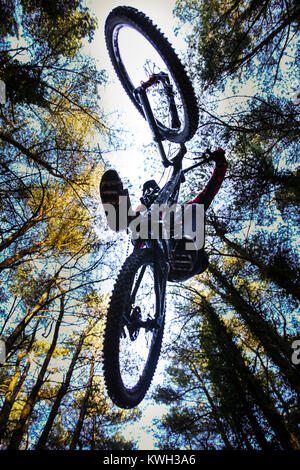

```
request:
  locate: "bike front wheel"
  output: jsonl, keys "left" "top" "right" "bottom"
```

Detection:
{"left": 103, "top": 248, "right": 165, "bottom": 409}
{"left": 105, "top": 6, "right": 199, "bottom": 143}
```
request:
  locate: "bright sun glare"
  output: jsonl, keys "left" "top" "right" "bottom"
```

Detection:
{"left": 83, "top": 0, "right": 185, "bottom": 450}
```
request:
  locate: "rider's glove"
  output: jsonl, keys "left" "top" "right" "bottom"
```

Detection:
{"left": 211, "top": 148, "right": 226, "bottom": 163}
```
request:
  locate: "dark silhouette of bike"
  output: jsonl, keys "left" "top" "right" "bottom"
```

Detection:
{"left": 102, "top": 6, "right": 214, "bottom": 409}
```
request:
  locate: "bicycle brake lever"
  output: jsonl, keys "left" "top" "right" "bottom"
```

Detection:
{"left": 183, "top": 149, "right": 214, "bottom": 174}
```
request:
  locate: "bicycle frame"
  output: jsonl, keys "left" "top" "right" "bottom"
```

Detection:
{"left": 128, "top": 82, "right": 213, "bottom": 331}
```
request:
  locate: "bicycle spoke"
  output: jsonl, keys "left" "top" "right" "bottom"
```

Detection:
{"left": 118, "top": 264, "right": 157, "bottom": 389}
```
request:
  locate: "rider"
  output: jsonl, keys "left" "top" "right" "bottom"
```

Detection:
{"left": 100, "top": 148, "right": 227, "bottom": 282}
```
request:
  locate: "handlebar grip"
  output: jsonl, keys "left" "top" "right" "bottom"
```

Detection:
{"left": 203, "top": 148, "right": 212, "bottom": 158}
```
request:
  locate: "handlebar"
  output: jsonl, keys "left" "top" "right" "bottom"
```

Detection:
{"left": 182, "top": 148, "right": 215, "bottom": 174}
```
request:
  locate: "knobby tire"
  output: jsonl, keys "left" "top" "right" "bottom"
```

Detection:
{"left": 105, "top": 6, "right": 199, "bottom": 143}
{"left": 103, "top": 248, "right": 165, "bottom": 409}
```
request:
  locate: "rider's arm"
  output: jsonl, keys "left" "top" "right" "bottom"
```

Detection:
{"left": 186, "top": 148, "right": 227, "bottom": 210}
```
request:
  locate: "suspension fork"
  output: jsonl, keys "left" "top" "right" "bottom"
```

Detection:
{"left": 134, "top": 85, "right": 170, "bottom": 166}
{"left": 134, "top": 75, "right": 187, "bottom": 168}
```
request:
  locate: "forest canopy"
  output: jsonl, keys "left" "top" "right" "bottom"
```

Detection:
{"left": 154, "top": 0, "right": 299, "bottom": 450}
{"left": 0, "top": 0, "right": 137, "bottom": 450}
{"left": 0, "top": 0, "right": 299, "bottom": 451}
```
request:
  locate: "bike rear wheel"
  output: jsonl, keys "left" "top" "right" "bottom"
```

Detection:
{"left": 103, "top": 248, "right": 165, "bottom": 408}
{"left": 105, "top": 6, "right": 199, "bottom": 143}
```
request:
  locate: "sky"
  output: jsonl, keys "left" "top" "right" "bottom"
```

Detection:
{"left": 83, "top": 0, "right": 186, "bottom": 450}
{"left": 81, "top": 0, "right": 300, "bottom": 451}
{"left": 83, "top": 0, "right": 192, "bottom": 195}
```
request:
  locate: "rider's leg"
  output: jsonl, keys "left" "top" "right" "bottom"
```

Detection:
{"left": 176, "top": 153, "right": 227, "bottom": 279}
{"left": 100, "top": 171, "right": 158, "bottom": 234}
{"left": 187, "top": 160, "right": 227, "bottom": 210}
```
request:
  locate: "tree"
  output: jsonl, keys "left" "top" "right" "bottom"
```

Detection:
{"left": 0, "top": 0, "right": 131, "bottom": 450}
{"left": 156, "top": 281, "right": 299, "bottom": 449}
{"left": 7, "top": 293, "right": 65, "bottom": 449}
{"left": 174, "top": 0, "right": 299, "bottom": 90}
{"left": 35, "top": 322, "right": 95, "bottom": 450}
{"left": 153, "top": 0, "right": 300, "bottom": 450}
{"left": 209, "top": 216, "right": 300, "bottom": 301}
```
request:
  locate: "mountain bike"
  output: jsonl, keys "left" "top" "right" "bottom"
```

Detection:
{"left": 102, "top": 6, "right": 214, "bottom": 409}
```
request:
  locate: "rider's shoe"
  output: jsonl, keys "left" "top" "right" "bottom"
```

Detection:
{"left": 100, "top": 169, "right": 131, "bottom": 231}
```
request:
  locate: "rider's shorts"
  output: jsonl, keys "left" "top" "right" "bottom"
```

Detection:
{"left": 168, "top": 247, "right": 209, "bottom": 282}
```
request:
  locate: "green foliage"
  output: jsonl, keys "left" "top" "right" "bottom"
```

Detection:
{"left": 174, "top": 0, "right": 299, "bottom": 90}
{"left": 0, "top": 0, "right": 18, "bottom": 38}
{"left": 21, "top": 0, "right": 97, "bottom": 55}
{"left": 0, "top": 0, "right": 134, "bottom": 451}
{"left": 155, "top": 0, "right": 300, "bottom": 451}
{"left": 1, "top": 61, "right": 48, "bottom": 107}
{"left": 0, "top": 0, "right": 98, "bottom": 107}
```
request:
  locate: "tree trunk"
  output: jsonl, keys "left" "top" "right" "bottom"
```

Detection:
{"left": 0, "top": 356, "right": 30, "bottom": 442}
{"left": 7, "top": 294, "right": 65, "bottom": 449}
{"left": 35, "top": 327, "right": 89, "bottom": 450}
{"left": 203, "top": 297, "right": 298, "bottom": 450}
{"left": 0, "top": 321, "right": 38, "bottom": 442}
{"left": 208, "top": 264, "right": 300, "bottom": 396}
{"left": 192, "top": 368, "right": 234, "bottom": 449}
{"left": 69, "top": 350, "right": 96, "bottom": 450}
{"left": 0, "top": 243, "right": 44, "bottom": 271}
{"left": 228, "top": 7, "right": 300, "bottom": 70}
{"left": 5, "top": 292, "right": 50, "bottom": 356}
{"left": 211, "top": 218, "right": 300, "bottom": 301}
